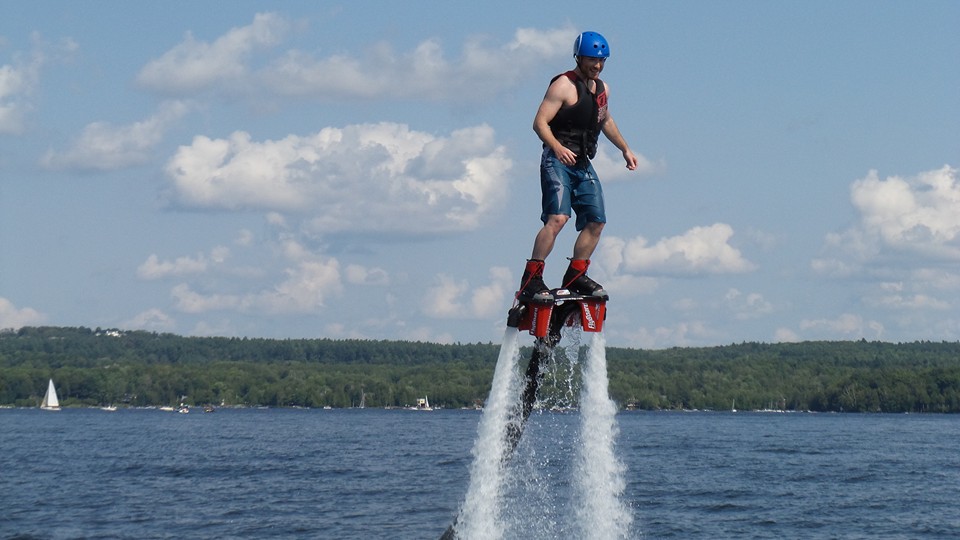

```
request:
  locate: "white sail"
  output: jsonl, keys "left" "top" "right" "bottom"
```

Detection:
{"left": 41, "top": 379, "right": 61, "bottom": 411}
{"left": 416, "top": 396, "right": 433, "bottom": 411}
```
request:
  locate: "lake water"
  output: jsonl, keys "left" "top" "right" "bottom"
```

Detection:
{"left": 1, "top": 408, "right": 958, "bottom": 539}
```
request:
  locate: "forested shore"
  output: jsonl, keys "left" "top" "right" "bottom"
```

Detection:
{"left": 3, "top": 326, "right": 960, "bottom": 412}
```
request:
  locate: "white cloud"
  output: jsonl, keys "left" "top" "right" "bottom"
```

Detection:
{"left": 816, "top": 228, "right": 878, "bottom": 274}
{"left": 0, "top": 33, "right": 73, "bottom": 134}
{"left": 137, "top": 246, "right": 227, "bottom": 280}
{"left": 852, "top": 165, "right": 960, "bottom": 257}
{"left": 421, "top": 276, "right": 465, "bottom": 319}
{"left": 602, "top": 223, "right": 755, "bottom": 276}
{"left": 404, "top": 326, "right": 456, "bottom": 345}
{"left": 0, "top": 57, "right": 38, "bottom": 134}
{"left": 507, "top": 27, "right": 574, "bottom": 57}
{"left": 277, "top": 238, "right": 311, "bottom": 262}
{"left": 774, "top": 327, "right": 800, "bottom": 343}
{"left": 422, "top": 267, "right": 512, "bottom": 319}
{"left": 171, "top": 257, "right": 342, "bottom": 315}
{"left": 818, "top": 166, "right": 960, "bottom": 272}
{"left": 123, "top": 308, "right": 175, "bottom": 332}
{"left": 256, "top": 259, "right": 342, "bottom": 313}
{"left": 266, "top": 212, "right": 287, "bottom": 227}
{"left": 742, "top": 227, "right": 780, "bottom": 251}
{"left": 600, "top": 274, "right": 660, "bottom": 298}
{"left": 0, "top": 297, "right": 45, "bottom": 329}
{"left": 619, "top": 320, "right": 717, "bottom": 349}
{"left": 799, "top": 313, "right": 884, "bottom": 340}
{"left": 345, "top": 264, "right": 389, "bottom": 286}
{"left": 165, "top": 122, "right": 511, "bottom": 235}
{"left": 137, "top": 12, "right": 286, "bottom": 94}
{"left": 912, "top": 268, "right": 960, "bottom": 291}
{"left": 210, "top": 246, "right": 229, "bottom": 263}
{"left": 42, "top": 100, "right": 191, "bottom": 170}
{"left": 134, "top": 14, "right": 571, "bottom": 103}
{"left": 863, "top": 281, "right": 950, "bottom": 310}
{"left": 190, "top": 319, "right": 237, "bottom": 337}
{"left": 724, "top": 288, "right": 774, "bottom": 320}
{"left": 261, "top": 26, "right": 573, "bottom": 101}
{"left": 814, "top": 166, "right": 960, "bottom": 324}
{"left": 867, "top": 293, "right": 949, "bottom": 310}
{"left": 591, "top": 145, "right": 662, "bottom": 182}
{"left": 171, "top": 283, "right": 240, "bottom": 313}
{"left": 235, "top": 229, "right": 254, "bottom": 246}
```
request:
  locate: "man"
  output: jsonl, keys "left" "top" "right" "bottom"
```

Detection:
{"left": 518, "top": 31, "right": 639, "bottom": 303}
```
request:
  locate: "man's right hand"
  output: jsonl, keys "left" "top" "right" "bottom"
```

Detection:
{"left": 553, "top": 145, "right": 578, "bottom": 166}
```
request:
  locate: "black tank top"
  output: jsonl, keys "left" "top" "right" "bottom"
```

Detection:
{"left": 547, "top": 71, "right": 607, "bottom": 161}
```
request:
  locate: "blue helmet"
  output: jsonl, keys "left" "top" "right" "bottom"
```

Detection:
{"left": 573, "top": 31, "right": 610, "bottom": 59}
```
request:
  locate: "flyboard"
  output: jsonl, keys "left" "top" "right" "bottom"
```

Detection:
{"left": 439, "top": 288, "right": 607, "bottom": 539}
{"left": 504, "top": 288, "right": 607, "bottom": 454}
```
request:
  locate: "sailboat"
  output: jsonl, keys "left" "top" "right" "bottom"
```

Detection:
{"left": 413, "top": 396, "right": 433, "bottom": 411}
{"left": 40, "top": 379, "right": 61, "bottom": 411}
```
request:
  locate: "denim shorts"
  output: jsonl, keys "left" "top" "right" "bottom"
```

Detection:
{"left": 539, "top": 148, "right": 606, "bottom": 231}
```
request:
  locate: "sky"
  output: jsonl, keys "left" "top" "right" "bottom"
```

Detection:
{"left": 1, "top": 1, "right": 958, "bottom": 349}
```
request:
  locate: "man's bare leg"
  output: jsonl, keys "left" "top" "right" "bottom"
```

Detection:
{"left": 572, "top": 221, "right": 604, "bottom": 260}
{"left": 531, "top": 214, "right": 569, "bottom": 260}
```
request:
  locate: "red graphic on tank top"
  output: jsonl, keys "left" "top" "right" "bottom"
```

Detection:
{"left": 596, "top": 91, "right": 608, "bottom": 124}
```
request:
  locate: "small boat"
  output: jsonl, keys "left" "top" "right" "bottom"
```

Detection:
{"left": 203, "top": 405, "right": 215, "bottom": 413}
{"left": 100, "top": 405, "right": 118, "bottom": 412}
{"left": 177, "top": 403, "right": 189, "bottom": 414}
{"left": 413, "top": 396, "right": 433, "bottom": 411}
{"left": 40, "top": 379, "right": 61, "bottom": 411}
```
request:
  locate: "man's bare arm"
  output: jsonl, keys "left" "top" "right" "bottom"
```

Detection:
{"left": 533, "top": 78, "right": 579, "bottom": 166}
{"left": 602, "top": 112, "right": 639, "bottom": 171}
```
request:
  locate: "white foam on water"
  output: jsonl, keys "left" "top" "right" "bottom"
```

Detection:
{"left": 575, "top": 332, "right": 633, "bottom": 539}
{"left": 453, "top": 328, "right": 632, "bottom": 539}
{"left": 454, "top": 327, "right": 523, "bottom": 539}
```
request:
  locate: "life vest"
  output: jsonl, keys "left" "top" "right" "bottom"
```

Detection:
{"left": 547, "top": 70, "right": 608, "bottom": 161}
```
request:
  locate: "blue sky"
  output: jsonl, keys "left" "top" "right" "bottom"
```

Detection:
{"left": 2, "top": 1, "right": 958, "bottom": 348}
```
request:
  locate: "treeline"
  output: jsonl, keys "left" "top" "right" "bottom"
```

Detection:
{"left": 0, "top": 326, "right": 494, "bottom": 409}
{"left": 606, "top": 340, "right": 960, "bottom": 413}
{"left": 2, "top": 326, "right": 960, "bottom": 412}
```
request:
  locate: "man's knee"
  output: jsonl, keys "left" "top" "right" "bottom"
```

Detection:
{"left": 544, "top": 214, "right": 569, "bottom": 233}
{"left": 584, "top": 221, "right": 604, "bottom": 235}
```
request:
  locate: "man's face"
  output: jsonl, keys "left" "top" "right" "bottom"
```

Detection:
{"left": 576, "top": 56, "right": 606, "bottom": 80}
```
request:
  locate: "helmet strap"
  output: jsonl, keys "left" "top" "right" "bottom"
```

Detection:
{"left": 574, "top": 57, "right": 599, "bottom": 82}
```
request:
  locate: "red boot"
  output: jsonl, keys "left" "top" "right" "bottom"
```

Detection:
{"left": 518, "top": 259, "right": 552, "bottom": 302}
{"left": 562, "top": 258, "right": 609, "bottom": 300}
